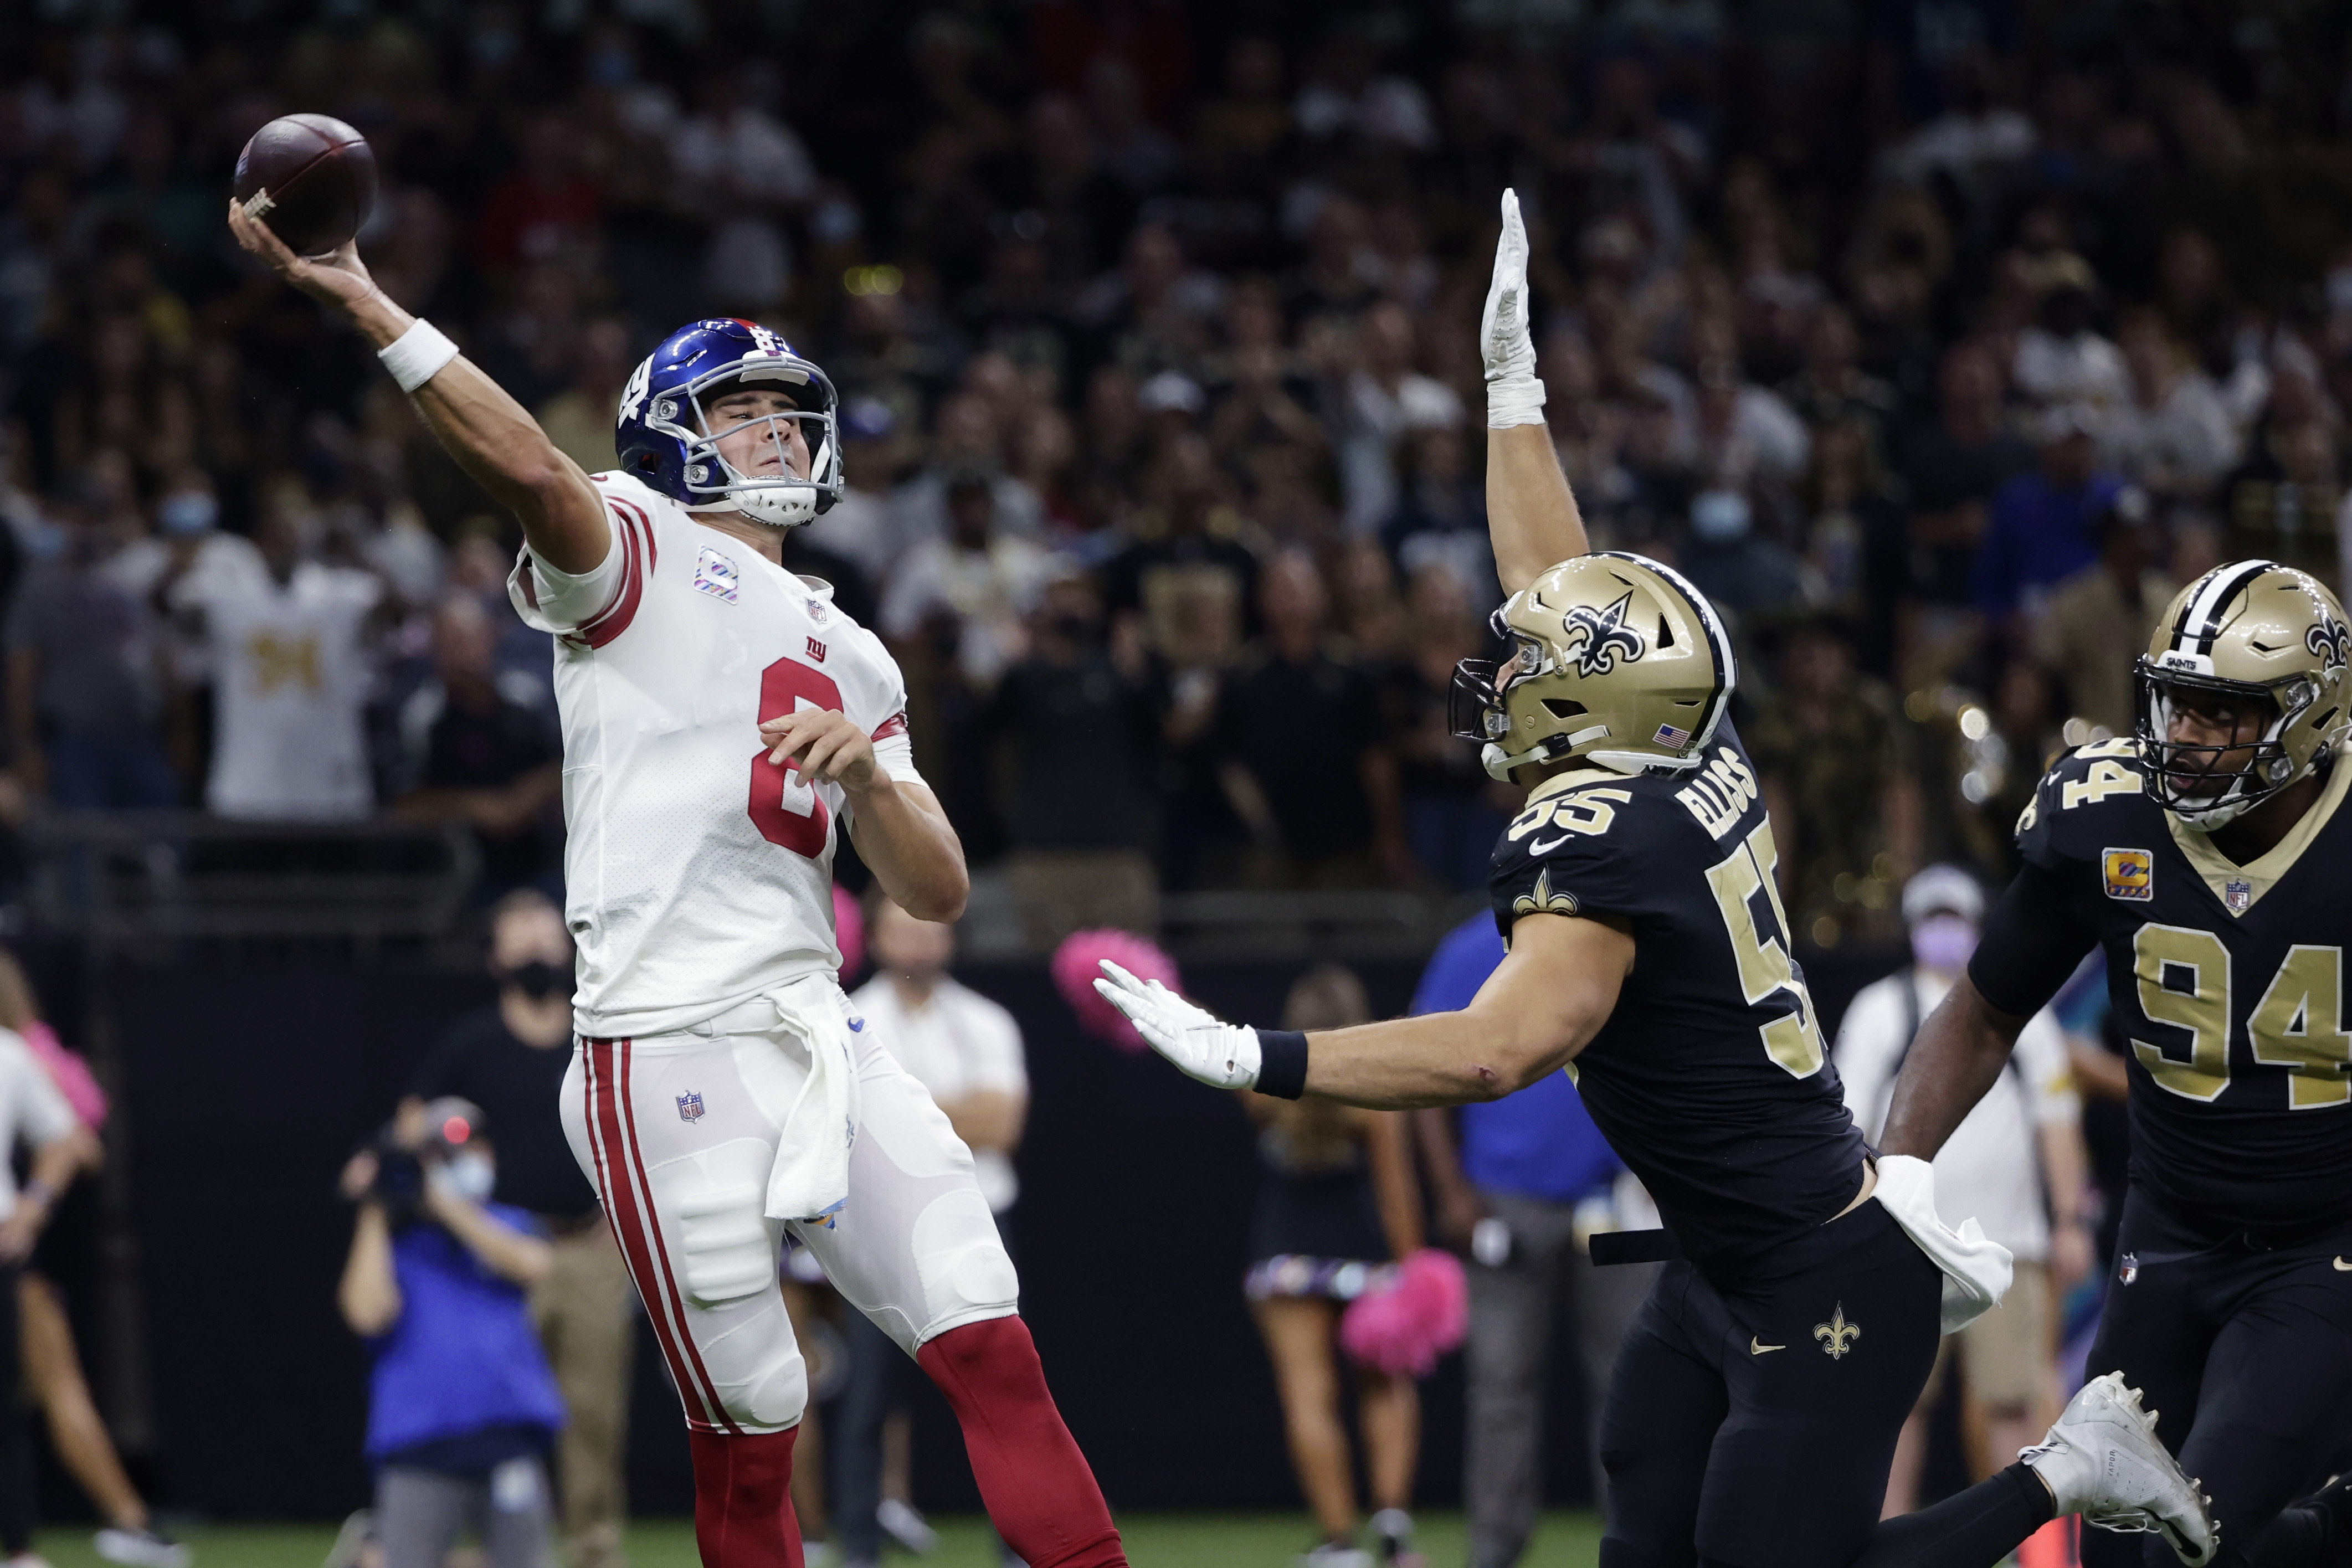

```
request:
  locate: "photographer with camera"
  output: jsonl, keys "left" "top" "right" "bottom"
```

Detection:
{"left": 337, "top": 1097, "right": 565, "bottom": 1568}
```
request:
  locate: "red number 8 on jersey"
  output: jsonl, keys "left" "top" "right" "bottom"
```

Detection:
{"left": 748, "top": 656, "right": 843, "bottom": 857}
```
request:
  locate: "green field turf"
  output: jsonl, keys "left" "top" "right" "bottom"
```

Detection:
{"left": 30, "top": 1510, "right": 1606, "bottom": 1566}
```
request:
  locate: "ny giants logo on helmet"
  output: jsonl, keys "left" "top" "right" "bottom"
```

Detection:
{"left": 1559, "top": 592, "right": 1646, "bottom": 678}
{"left": 617, "top": 356, "right": 651, "bottom": 426}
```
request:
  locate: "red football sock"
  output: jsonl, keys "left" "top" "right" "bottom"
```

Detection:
{"left": 917, "top": 1315, "right": 1128, "bottom": 1568}
{"left": 687, "top": 1425, "right": 804, "bottom": 1568}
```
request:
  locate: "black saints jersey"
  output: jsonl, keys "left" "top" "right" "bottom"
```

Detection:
{"left": 1486, "top": 727, "right": 1869, "bottom": 1277}
{"left": 1981, "top": 741, "right": 2352, "bottom": 1234}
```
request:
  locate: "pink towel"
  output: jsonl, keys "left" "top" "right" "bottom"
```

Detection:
{"left": 21, "top": 1020, "right": 106, "bottom": 1130}
{"left": 1052, "top": 929, "right": 1180, "bottom": 1053}
{"left": 1340, "top": 1249, "right": 1469, "bottom": 1379}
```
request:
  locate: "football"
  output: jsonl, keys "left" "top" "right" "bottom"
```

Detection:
{"left": 232, "top": 113, "right": 378, "bottom": 257}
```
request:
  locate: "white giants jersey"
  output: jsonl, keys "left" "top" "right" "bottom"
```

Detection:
{"left": 509, "top": 471, "right": 922, "bottom": 1039}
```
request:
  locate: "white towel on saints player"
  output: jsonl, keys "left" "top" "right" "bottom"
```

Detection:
{"left": 1872, "top": 1153, "right": 2015, "bottom": 1334}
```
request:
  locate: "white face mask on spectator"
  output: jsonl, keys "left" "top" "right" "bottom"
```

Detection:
{"left": 433, "top": 1151, "right": 496, "bottom": 1204}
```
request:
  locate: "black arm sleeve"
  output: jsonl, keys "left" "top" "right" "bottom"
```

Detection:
{"left": 1966, "top": 858, "right": 2100, "bottom": 1019}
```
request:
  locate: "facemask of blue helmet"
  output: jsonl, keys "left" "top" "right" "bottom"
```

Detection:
{"left": 620, "top": 346, "right": 841, "bottom": 529}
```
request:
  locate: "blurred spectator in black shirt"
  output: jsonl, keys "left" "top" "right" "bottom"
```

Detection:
{"left": 2224, "top": 415, "right": 2343, "bottom": 588}
{"left": 1747, "top": 613, "right": 1921, "bottom": 952}
{"left": 1102, "top": 433, "right": 1264, "bottom": 648}
{"left": 7, "top": 493, "right": 176, "bottom": 811}
{"left": 1381, "top": 425, "right": 1496, "bottom": 620}
{"left": 992, "top": 570, "right": 1161, "bottom": 947}
{"left": 535, "top": 317, "right": 632, "bottom": 481}
{"left": 1215, "top": 550, "right": 1407, "bottom": 888}
{"left": 1380, "top": 564, "right": 1504, "bottom": 891}
{"left": 404, "top": 891, "right": 633, "bottom": 1568}
{"left": 394, "top": 597, "right": 562, "bottom": 897}
{"left": 1899, "top": 342, "right": 2032, "bottom": 607}
{"left": 1000, "top": 92, "right": 1134, "bottom": 286}
{"left": 1779, "top": 305, "right": 1899, "bottom": 471}
{"left": 1678, "top": 489, "right": 1804, "bottom": 628}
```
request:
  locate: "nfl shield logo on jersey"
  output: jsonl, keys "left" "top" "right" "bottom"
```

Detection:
{"left": 2225, "top": 880, "right": 2253, "bottom": 913}
{"left": 676, "top": 1091, "right": 706, "bottom": 1123}
{"left": 2119, "top": 1251, "right": 2138, "bottom": 1286}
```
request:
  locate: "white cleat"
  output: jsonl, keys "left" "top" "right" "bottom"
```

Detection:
{"left": 2019, "top": 1372, "right": 2219, "bottom": 1566}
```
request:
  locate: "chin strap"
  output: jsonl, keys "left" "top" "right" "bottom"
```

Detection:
{"left": 1483, "top": 727, "right": 1711, "bottom": 783}
{"left": 1482, "top": 734, "right": 1570, "bottom": 782}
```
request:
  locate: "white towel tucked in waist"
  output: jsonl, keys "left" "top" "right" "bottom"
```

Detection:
{"left": 1871, "top": 1153, "right": 2015, "bottom": 1334}
{"left": 748, "top": 973, "right": 866, "bottom": 1223}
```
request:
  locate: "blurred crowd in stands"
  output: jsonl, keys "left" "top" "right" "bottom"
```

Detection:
{"left": 5, "top": 1, "right": 2352, "bottom": 950}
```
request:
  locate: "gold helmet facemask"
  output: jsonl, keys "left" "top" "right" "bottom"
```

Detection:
{"left": 1448, "top": 551, "right": 1737, "bottom": 780}
{"left": 2135, "top": 560, "right": 2352, "bottom": 830}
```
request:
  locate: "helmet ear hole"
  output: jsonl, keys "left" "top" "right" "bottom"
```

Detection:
{"left": 1543, "top": 698, "right": 1589, "bottom": 719}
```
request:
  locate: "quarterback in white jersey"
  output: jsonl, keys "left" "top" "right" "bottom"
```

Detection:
{"left": 232, "top": 206, "right": 1128, "bottom": 1568}
{"left": 509, "top": 465, "right": 916, "bottom": 1040}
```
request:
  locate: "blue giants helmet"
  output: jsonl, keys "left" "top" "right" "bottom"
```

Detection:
{"left": 614, "top": 318, "right": 843, "bottom": 528}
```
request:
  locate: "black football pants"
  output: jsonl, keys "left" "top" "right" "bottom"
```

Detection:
{"left": 2078, "top": 1186, "right": 2352, "bottom": 1568}
{"left": 1596, "top": 1202, "right": 1945, "bottom": 1568}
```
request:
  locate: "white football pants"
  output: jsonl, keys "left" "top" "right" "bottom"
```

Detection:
{"left": 560, "top": 993, "right": 1021, "bottom": 1436}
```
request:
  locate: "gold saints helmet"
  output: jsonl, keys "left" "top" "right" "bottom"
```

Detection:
{"left": 2136, "top": 559, "right": 2352, "bottom": 829}
{"left": 1449, "top": 552, "right": 1737, "bottom": 781}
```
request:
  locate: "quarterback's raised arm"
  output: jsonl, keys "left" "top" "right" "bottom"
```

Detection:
{"left": 1481, "top": 189, "right": 1586, "bottom": 594}
{"left": 1096, "top": 912, "right": 1632, "bottom": 1109}
{"left": 227, "top": 199, "right": 609, "bottom": 575}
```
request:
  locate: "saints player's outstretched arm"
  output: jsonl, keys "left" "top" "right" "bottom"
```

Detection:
{"left": 1099, "top": 911, "right": 1634, "bottom": 1109}
{"left": 227, "top": 199, "right": 609, "bottom": 574}
{"left": 1481, "top": 189, "right": 1587, "bottom": 593}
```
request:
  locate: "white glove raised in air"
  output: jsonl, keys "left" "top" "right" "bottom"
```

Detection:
{"left": 1480, "top": 188, "right": 1546, "bottom": 430}
{"left": 1093, "top": 960, "right": 1262, "bottom": 1090}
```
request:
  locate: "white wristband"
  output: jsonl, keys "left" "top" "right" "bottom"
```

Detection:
{"left": 378, "top": 319, "right": 460, "bottom": 394}
{"left": 1486, "top": 371, "right": 1548, "bottom": 430}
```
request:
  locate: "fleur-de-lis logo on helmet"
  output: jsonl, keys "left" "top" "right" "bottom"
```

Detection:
{"left": 2307, "top": 611, "right": 2350, "bottom": 671}
{"left": 1559, "top": 592, "right": 1646, "bottom": 679}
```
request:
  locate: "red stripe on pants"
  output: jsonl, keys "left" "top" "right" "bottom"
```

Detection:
{"left": 584, "top": 1039, "right": 737, "bottom": 1433}
{"left": 612, "top": 1041, "right": 742, "bottom": 1431}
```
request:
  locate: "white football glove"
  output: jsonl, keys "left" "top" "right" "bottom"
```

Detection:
{"left": 1093, "top": 960, "right": 1263, "bottom": 1090}
{"left": 1480, "top": 188, "right": 1547, "bottom": 430}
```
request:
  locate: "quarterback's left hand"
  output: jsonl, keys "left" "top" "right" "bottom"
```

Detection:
{"left": 1093, "top": 960, "right": 1264, "bottom": 1090}
{"left": 762, "top": 708, "right": 879, "bottom": 794}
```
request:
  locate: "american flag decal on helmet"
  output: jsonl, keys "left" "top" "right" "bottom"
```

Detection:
{"left": 1653, "top": 723, "right": 1691, "bottom": 747}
